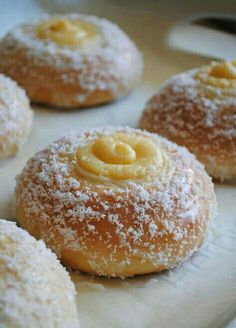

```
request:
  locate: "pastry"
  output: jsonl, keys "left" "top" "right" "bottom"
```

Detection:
{"left": 140, "top": 60, "right": 236, "bottom": 180}
{"left": 0, "top": 74, "right": 33, "bottom": 160}
{"left": 14, "top": 126, "right": 216, "bottom": 277}
{"left": 0, "top": 14, "right": 143, "bottom": 108}
{"left": 0, "top": 219, "right": 79, "bottom": 328}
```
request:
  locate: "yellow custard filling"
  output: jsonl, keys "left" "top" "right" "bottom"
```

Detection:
{"left": 35, "top": 18, "right": 102, "bottom": 48}
{"left": 76, "top": 133, "right": 169, "bottom": 182}
{"left": 196, "top": 60, "right": 236, "bottom": 88}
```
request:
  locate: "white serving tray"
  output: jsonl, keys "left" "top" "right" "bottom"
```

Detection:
{"left": 0, "top": 1, "right": 235, "bottom": 327}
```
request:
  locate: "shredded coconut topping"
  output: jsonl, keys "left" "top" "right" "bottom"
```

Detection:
{"left": 0, "top": 219, "right": 78, "bottom": 328}
{"left": 0, "top": 14, "right": 143, "bottom": 100}
{"left": 0, "top": 74, "right": 33, "bottom": 159}
{"left": 14, "top": 126, "right": 217, "bottom": 277}
{"left": 140, "top": 68, "right": 236, "bottom": 180}
{"left": 141, "top": 69, "right": 236, "bottom": 157}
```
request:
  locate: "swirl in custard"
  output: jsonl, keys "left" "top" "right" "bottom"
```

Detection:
{"left": 76, "top": 132, "right": 169, "bottom": 182}
{"left": 35, "top": 18, "right": 103, "bottom": 49}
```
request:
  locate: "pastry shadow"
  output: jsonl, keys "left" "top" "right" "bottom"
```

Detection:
{"left": 31, "top": 100, "right": 115, "bottom": 113}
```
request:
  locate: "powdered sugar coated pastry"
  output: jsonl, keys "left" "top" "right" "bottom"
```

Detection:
{"left": 0, "top": 74, "right": 33, "bottom": 159}
{"left": 0, "top": 14, "right": 143, "bottom": 108}
{"left": 14, "top": 126, "right": 217, "bottom": 277}
{"left": 0, "top": 219, "right": 79, "bottom": 328}
{"left": 140, "top": 60, "right": 236, "bottom": 181}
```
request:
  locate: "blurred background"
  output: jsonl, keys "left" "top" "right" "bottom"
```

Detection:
{"left": 1, "top": 0, "right": 236, "bottom": 67}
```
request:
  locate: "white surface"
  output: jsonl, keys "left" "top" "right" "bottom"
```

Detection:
{"left": 167, "top": 21, "right": 236, "bottom": 60}
{"left": 0, "top": 1, "right": 236, "bottom": 328}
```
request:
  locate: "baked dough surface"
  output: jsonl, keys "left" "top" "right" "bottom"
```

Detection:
{"left": 140, "top": 61, "right": 236, "bottom": 180}
{"left": 14, "top": 126, "right": 216, "bottom": 277}
{"left": 0, "top": 14, "right": 143, "bottom": 108}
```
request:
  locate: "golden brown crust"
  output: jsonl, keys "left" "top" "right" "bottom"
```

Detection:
{"left": 14, "top": 126, "right": 217, "bottom": 277}
{"left": 140, "top": 67, "right": 236, "bottom": 181}
{"left": 0, "top": 49, "right": 134, "bottom": 108}
{"left": 0, "top": 14, "right": 143, "bottom": 108}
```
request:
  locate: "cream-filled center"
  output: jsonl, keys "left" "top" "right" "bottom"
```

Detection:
{"left": 35, "top": 18, "right": 103, "bottom": 49}
{"left": 195, "top": 60, "right": 236, "bottom": 88}
{"left": 76, "top": 132, "right": 168, "bottom": 182}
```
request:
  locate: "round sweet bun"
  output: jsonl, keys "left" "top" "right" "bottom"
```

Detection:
{"left": 0, "top": 74, "right": 33, "bottom": 159}
{"left": 140, "top": 60, "right": 236, "bottom": 181}
{"left": 14, "top": 126, "right": 217, "bottom": 278}
{"left": 0, "top": 14, "right": 143, "bottom": 108}
{"left": 0, "top": 219, "right": 79, "bottom": 328}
